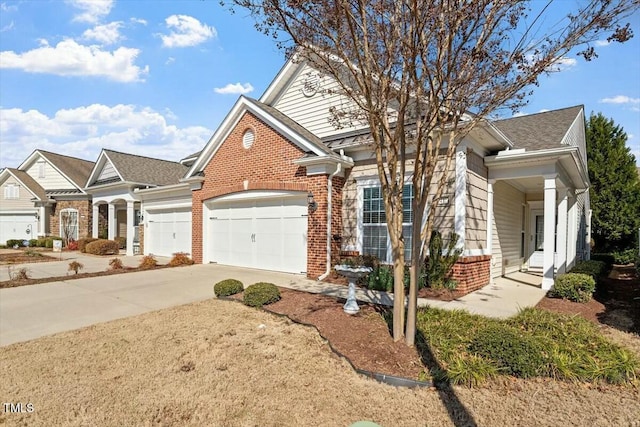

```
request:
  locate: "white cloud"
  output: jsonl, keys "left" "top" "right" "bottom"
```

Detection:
{"left": 0, "top": 39, "right": 149, "bottom": 82}
{"left": 130, "top": 17, "right": 147, "bottom": 26}
{"left": 1, "top": 2, "right": 18, "bottom": 12}
{"left": 82, "top": 21, "right": 123, "bottom": 45}
{"left": 595, "top": 40, "right": 611, "bottom": 47}
{"left": 67, "top": 0, "right": 113, "bottom": 24}
{"left": 214, "top": 82, "right": 254, "bottom": 95}
{"left": 548, "top": 56, "right": 577, "bottom": 72}
{"left": 165, "top": 56, "right": 175, "bottom": 65}
{"left": 600, "top": 95, "right": 640, "bottom": 105}
{"left": 0, "top": 20, "right": 14, "bottom": 32}
{"left": 0, "top": 104, "right": 212, "bottom": 168}
{"left": 160, "top": 15, "right": 216, "bottom": 48}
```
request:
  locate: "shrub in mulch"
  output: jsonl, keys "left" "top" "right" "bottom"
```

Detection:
{"left": 138, "top": 255, "right": 158, "bottom": 270}
{"left": 243, "top": 282, "right": 281, "bottom": 307}
{"left": 168, "top": 252, "right": 194, "bottom": 267}
{"left": 214, "top": 279, "right": 244, "bottom": 297}
{"left": 549, "top": 273, "right": 596, "bottom": 303}
{"left": 109, "top": 257, "right": 124, "bottom": 270}
{"left": 85, "top": 239, "right": 120, "bottom": 256}
{"left": 78, "top": 238, "right": 99, "bottom": 253}
{"left": 68, "top": 261, "right": 84, "bottom": 275}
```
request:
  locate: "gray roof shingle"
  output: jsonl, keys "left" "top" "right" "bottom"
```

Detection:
{"left": 102, "top": 149, "right": 189, "bottom": 186}
{"left": 37, "top": 150, "right": 95, "bottom": 189}
{"left": 493, "top": 106, "right": 583, "bottom": 150}
{"left": 7, "top": 168, "right": 47, "bottom": 200}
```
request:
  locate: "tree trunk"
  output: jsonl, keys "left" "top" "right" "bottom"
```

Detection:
{"left": 392, "top": 258, "right": 405, "bottom": 341}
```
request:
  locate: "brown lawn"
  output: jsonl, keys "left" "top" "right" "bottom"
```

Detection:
{"left": 1, "top": 297, "right": 639, "bottom": 427}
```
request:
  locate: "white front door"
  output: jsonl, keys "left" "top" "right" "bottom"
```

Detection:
{"left": 528, "top": 210, "right": 545, "bottom": 269}
{"left": 207, "top": 194, "right": 308, "bottom": 274}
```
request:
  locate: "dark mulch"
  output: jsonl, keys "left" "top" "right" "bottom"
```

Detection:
{"left": 0, "top": 252, "right": 58, "bottom": 265}
{"left": 537, "top": 265, "right": 640, "bottom": 334}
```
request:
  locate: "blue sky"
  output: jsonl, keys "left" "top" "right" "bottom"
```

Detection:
{"left": 1, "top": 0, "right": 639, "bottom": 169}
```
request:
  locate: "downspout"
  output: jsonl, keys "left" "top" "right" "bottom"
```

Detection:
{"left": 318, "top": 162, "right": 342, "bottom": 281}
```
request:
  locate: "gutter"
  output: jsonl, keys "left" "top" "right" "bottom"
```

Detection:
{"left": 484, "top": 145, "right": 577, "bottom": 165}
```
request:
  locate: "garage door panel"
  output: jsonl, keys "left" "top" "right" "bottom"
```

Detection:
{"left": 208, "top": 195, "right": 307, "bottom": 274}
{"left": 0, "top": 214, "right": 38, "bottom": 243}
{"left": 146, "top": 208, "right": 192, "bottom": 257}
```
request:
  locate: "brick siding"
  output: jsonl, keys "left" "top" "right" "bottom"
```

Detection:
{"left": 450, "top": 255, "right": 491, "bottom": 294}
{"left": 49, "top": 199, "right": 92, "bottom": 239}
{"left": 191, "top": 111, "right": 344, "bottom": 279}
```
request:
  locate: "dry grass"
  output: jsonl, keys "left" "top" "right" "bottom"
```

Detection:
{"left": 1, "top": 299, "right": 639, "bottom": 426}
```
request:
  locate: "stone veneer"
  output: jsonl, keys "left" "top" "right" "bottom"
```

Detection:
{"left": 49, "top": 199, "right": 92, "bottom": 240}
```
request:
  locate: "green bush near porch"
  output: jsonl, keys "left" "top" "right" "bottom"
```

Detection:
{"left": 414, "top": 307, "right": 638, "bottom": 386}
{"left": 549, "top": 273, "right": 596, "bottom": 303}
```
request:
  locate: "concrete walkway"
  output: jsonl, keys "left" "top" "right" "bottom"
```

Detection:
{"left": 0, "top": 262, "right": 547, "bottom": 347}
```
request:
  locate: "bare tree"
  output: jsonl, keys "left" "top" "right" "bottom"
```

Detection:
{"left": 226, "top": 0, "right": 637, "bottom": 345}
{"left": 60, "top": 210, "right": 77, "bottom": 247}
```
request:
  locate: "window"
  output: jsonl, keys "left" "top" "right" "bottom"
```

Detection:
{"left": 60, "top": 209, "right": 79, "bottom": 242}
{"left": 4, "top": 183, "right": 19, "bottom": 199}
{"left": 37, "top": 161, "right": 46, "bottom": 178}
{"left": 362, "top": 184, "right": 414, "bottom": 263}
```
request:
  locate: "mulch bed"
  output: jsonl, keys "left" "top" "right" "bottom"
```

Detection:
{"left": 0, "top": 252, "right": 58, "bottom": 265}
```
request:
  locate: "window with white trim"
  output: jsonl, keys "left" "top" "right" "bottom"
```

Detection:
{"left": 37, "top": 161, "right": 46, "bottom": 178}
{"left": 4, "top": 183, "right": 19, "bottom": 199}
{"left": 362, "top": 184, "right": 414, "bottom": 262}
{"left": 60, "top": 208, "right": 79, "bottom": 241}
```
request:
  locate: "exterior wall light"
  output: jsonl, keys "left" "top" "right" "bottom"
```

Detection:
{"left": 308, "top": 192, "right": 318, "bottom": 212}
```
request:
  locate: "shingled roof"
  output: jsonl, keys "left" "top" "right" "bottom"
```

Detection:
{"left": 101, "top": 149, "right": 189, "bottom": 186}
{"left": 37, "top": 150, "right": 95, "bottom": 189}
{"left": 6, "top": 168, "right": 47, "bottom": 200}
{"left": 493, "top": 106, "right": 583, "bottom": 150}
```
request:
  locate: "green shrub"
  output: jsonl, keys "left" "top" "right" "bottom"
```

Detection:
{"left": 635, "top": 255, "right": 640, "bottom": 278}
{"left": 612, "top": 248, "right": 637, "bottom": 265}
{"left": 44, "top": 236, "right": 62, "bottom": 249}
{"left": 469, "top": 324, "right": 549, "bottom": 378}
{"left": 590, "top": 253, "right": 614, "bottom": 268}
{"left": 549, "top": 273, "right": 596, "bottom": 302}
{"left": 138, "top": 255, "right": 157, "bottom": 269}
{"left": 569, "top": 260, "right": 607, "bottom": 280}
{"left": 426, "top": 230, "right": 461, "bottom": 289}
{"left": 214, "top": 279, "right": 244, "bottom": 297}
{"left": 366, "top": 265, "right": 394, "bottom": 292}
{"left": 28, "top": 239, "right": 38, "bottom": 247}
{"left": 84, "top": 239, "right": 120, "bottom": 255}
{"left": 168, "top": 252, "right": 194, "bottom": 267}
{"left": 78, "top": 238, "right": 99, "bottom": 253}
{"left": 243, "top": 282, "right": 281, "bottom": 307}
{"left": 5, "top": 239, "right": 25, "bottom": 248}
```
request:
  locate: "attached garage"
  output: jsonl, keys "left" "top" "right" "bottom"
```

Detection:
{"left": 145, "top": 208, "right": 192, "bottom": 257}
{"left": 204, "top": 192, "right": 308, "bottom": 274}
{"left": 0, "top": 213, "right": 38, "bottom": 244}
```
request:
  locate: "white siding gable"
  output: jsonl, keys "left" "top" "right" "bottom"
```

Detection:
{"left": 0, "top": 176, "right": 35, "bottom": 210}
{"left": 25, "top": 155, "right": 74, "bottom": 190}
{"left": 97, "top": 159, "right": 119, "bottom": 182}
{"left": 272, "top": 62, "right": 368, "bottom": 139}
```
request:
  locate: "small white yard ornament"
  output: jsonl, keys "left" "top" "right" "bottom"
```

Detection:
{"left": 334, "top": 265, "right": 373, "bottom": 315}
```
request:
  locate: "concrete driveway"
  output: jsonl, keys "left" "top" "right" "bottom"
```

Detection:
{"left": 0, "top": 263, "right": 547, "bottom": 347}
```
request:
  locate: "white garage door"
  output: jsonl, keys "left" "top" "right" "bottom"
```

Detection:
{"left": 0, "top": 213, "right": 38, "bottom": 244}
{"left": 146, "top": 208, "right": 192, "bottom": 257}
{"left": 207, "top": 195, "right": 308, "bottom": 274}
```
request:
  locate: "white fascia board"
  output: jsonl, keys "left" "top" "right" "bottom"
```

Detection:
{"left": 85, "top": 150, "right": 107, "bottom": 188}
{"left": 187, "top": 97, "right": 329, "bottom": 178}
{"left": 484, "top": 146, "right": 576, "bottom": 166}
{"left": 259, "top": 55, "right": 301, "bottom": 104}
{"left": 135, "top": 183, "right": 191, "bottom": 201}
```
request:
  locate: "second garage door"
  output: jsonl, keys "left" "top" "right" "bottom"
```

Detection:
{"left": 0, "top": 213, "right": 38, "bottom": 244}
{"left": 146, "top": 208, "right": 192, "bottom": 257}
{"left": 207, "top": 195, "right": 308, "bottom": 274}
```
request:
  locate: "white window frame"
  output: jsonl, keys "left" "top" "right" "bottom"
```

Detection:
{"left": 37, "top": 161, "right": 46, "bottom": 178}
{"left": 357, "top": 178, "right": 414, "bottom": 263}
{"left": 4, "top": 183, "right": 19, "bottom": 199}
{"left": 59, "top": 208, "right": 79, "bottom": 241}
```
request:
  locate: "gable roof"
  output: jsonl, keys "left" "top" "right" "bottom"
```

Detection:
{"left": 187, "top": 96, "right": 345, "bottom": 178}
{"left": 18, "top": 149, "right": 95, "bottom": 191}
{"left": 493, "top": 106, "right": 583, "bottom": 151}
{"left": 87, "top": 149, "right": 189, "bottom": 188}
{"left": 3, "top": 168, "right": 47, "bottom": 200}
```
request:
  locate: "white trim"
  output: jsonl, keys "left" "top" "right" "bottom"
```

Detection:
{"left": 454, "top": 149, "right": 466, "bottom": 249}
{"left": 205, "top": 190, "right": 306, "bottom": 204}
{"left": 464, "top": 249, "right": 491, "bottom": 257}
{"left": 259, "top": 55, "right": 300, "bottom": 104}
{"left": 486, "top": 179, "right": 494, "bottom": 254}
{"left": 542, "top": 176, "right": 557, "bottom": 290}
{"left": 187, "top": 97, "right": 334, "bottom": 178}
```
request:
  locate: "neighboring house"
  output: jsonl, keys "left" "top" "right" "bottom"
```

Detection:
{"left": 0, "top": 150, "right": 94, "bottom": 243}
{"left": 85, "top": 149, "right": 189, "bottom": 256}
{"left": 176, "top": 57, "right": 590, "bottom": 292}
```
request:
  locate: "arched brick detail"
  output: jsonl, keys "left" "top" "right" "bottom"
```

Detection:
{"left": 191, "top": 111, "right": 343, "bottom": 279}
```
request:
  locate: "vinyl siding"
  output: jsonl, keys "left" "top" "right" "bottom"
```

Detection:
{"left": 0, "top": 178, "right": 35, "bottom": 210}
{"left": 98, "top": 160, "right": 119, "bottom": 181}
{"left": 466, "top": 169, "right": 488, "bottom": 251}
{"left": 272, "top": 63, "right": 369, "bottom": 139}
{"left": 25, "top": 157, "right": 75, "bottom": 190}
{"left": 492, "top": 181, "right": 525, "bottom": 277}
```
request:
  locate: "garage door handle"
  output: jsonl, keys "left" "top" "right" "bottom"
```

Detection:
{"left": 173, "top": 233, "right": 176, "bottom": 239}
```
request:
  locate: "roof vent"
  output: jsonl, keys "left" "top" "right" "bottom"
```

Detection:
{"left": 242, "top": 129, "right": 255, "bottom": 150}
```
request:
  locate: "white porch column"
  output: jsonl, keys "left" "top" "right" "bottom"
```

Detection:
{"left": 454, "top": 149, "right": 467, "bottom": 250}
{"left": 567, "top": 192, "right": 577, "bottom": 270}
{"left": 126, "top": 201, "right": 134, "bottom": 256}
{"left": 556, "top": 188, "right": 568, "bottom": 274}
{"left": 542, "top": 176, "right": 557, "bottom": 290}
{"left": 92, "top": 205, "right": 99, "bottom": 238}
{"left": 486, "top": 179, "right": 495, "bottom": 254}
{"left": 108, "top": 203, "right": 116, "bottom": 241}
{"left": 39, "top": 206, "right": 46, "bottom": 237}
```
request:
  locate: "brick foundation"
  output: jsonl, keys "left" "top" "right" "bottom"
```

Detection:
{"left": 450, "top": 255, "right": 491, "bottom": 294}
